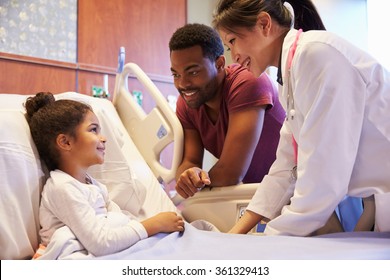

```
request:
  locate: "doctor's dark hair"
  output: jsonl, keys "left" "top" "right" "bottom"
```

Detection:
{"left": 169, "top": 23, "right": 225, "bottom": 61}
{"left": 25, "top": 92, "right": 93, "bottom": 171}
{"left": 213, "top": 0, "right": 325, "bottom": 33}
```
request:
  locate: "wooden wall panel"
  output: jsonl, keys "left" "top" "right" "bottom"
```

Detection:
{"left": 78, "top": 0, "right": 186, "bottom": 76}
{"left": 0, "top": 53, "right": 76, "bottom": 95}
{"left": 76, "top": 63, "right": 117, "bottom": 96}
{"left": 127, "top": 75, "right": 177, "bottom": 111}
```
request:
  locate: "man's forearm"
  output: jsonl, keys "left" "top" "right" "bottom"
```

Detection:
{"left": 207, "top": 164, "right": 245, "bottom": 187}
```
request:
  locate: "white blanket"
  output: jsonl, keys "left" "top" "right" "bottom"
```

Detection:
{"left": 36, "top": 223, "right": 390, "bottom": 260}
{"left": 35, "top": 220, "right": 219, "bottom": 260}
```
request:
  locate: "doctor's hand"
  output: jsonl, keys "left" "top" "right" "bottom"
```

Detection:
{"left": 175, "top": 167, "right": 211, "bottom": 199}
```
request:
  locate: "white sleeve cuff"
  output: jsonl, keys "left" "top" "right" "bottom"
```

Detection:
{"left": 128, "top": 220, "right": 148, "bottom": 240}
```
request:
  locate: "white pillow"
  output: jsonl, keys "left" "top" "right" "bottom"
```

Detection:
{"left": 0, "top": 110, "right": 45, "bottom": 259}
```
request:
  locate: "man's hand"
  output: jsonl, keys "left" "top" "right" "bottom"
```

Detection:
{"left": 175, "top": 167, "right": 211, "bottom": 199}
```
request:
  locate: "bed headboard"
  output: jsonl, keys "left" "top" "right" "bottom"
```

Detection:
{"left": 113, "top": 62, "right": 183, "bottom": 184}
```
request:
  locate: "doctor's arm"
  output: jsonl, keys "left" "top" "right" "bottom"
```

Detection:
{"left": 207, "top": 106, "right": 266, "bottom": 187}
{"left": 230, "top": 122, "right": 298, "bottom": 234}
{"left": 229, "top": 210, "right": 264, "bottom": 234}
{"left": 264, "top": 44, "right": 365, "bottom": 236}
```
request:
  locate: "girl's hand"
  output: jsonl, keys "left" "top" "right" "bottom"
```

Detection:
{"left": 142, "top": 212, "right": 185, "bottom": 236}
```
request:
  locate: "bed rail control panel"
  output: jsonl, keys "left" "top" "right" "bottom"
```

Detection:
{"left": 237, "top": 204, "right": 247, "bottom": 220}
{"left": 157, "top": 125, "right": 168, "bottom": 139}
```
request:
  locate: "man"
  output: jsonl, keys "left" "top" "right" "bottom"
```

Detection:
{"left": 169, "top": 23, "right": 285, "bottom": 199}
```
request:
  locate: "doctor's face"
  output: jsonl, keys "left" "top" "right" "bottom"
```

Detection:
{"left": 170, "top": 45, "right": 221, "bottom": 109}
{"left": 219, "top": 26, "right": 272, "bottom": 78}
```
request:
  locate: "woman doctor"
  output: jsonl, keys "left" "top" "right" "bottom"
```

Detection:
{"left": 213, "top": 0, "right": 390, "bottom": 236}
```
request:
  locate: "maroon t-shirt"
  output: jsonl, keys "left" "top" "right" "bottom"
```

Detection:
{"left": 176, "top": 64, "right": 285, "bottom": 183}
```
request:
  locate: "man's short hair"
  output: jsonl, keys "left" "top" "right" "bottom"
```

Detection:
{"left": 169, "top": 23, "right": 224, "bottom": 61}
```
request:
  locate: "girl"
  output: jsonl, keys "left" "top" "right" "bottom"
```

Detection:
{"left": 213, "top": 0, "right": 390, "bottom": 236}
{"left": 25, "top": 92, "right": 184, "bottom": 257}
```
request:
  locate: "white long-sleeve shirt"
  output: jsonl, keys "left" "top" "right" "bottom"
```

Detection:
{"left": 248, "top": 29, "right": 390, "bottom": 236}
{"left": 39, "top": 170, "right": 147, "bottom": 256}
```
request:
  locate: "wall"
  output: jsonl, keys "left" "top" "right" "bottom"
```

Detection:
{"left": 313, "top": 0, "right": 368, "bottom": 49}
{"left": 0, "top": 0, "right": 77, "bottom": 62}
{"left": 187, "top": 0, "right": 218, "bottom": 25}
{"left": 0, "top": 53, "right": 77, "bottom": 94}
{"left": 76, "top": 0, "right": 185, "bottom": 107}
{"left": 187, "top": 0, "right": 233, "bottom": 67}
{"left": 367, "top": 0, "right": 390, "bottom": 70}
{"left": 78, "top": 0, "right": 185, "bottom": 76}
{"left": 0, "top": 0, "right": 186, "bottom": 99}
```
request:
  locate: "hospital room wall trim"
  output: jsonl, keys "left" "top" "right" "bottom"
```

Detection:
{"left": 0, "top": 51, "right": 176, "bottom": 97}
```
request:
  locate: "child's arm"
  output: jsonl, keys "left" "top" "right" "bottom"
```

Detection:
{"left": 141, "top": 212, "right": 185, "bottom": 236}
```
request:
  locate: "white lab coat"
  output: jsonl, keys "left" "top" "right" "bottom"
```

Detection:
{"left": 247, "top": 29, "right": 390, "bottom": 236}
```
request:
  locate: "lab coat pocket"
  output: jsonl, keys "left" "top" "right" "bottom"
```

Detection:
{"left": 374, "top": 193, "right": 390, "bottom": 232}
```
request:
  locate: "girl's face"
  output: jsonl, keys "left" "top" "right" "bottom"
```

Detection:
{"left": 219, "top": 25, "right": 274, "bottom": 78}
{"left": 71, "top": 111, "right": 106, "bottom": 168}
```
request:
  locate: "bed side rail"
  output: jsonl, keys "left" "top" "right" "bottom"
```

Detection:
{"left": 113, "top": 62, "right": 183, "bottom": 184}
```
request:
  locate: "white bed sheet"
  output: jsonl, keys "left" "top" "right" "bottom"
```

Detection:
{"left": 102, "top": 226, "right": 390, "bottom": 260}
{"left": 36, "top": 222, "right": 390, "bottom": 260}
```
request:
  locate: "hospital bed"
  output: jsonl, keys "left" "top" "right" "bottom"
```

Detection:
{"left": 0, "top": 58, "right": 389, "bottom": 260}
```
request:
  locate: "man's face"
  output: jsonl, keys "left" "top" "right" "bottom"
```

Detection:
{"left": 170, "top": 45, "right": 220, "bottom": 108}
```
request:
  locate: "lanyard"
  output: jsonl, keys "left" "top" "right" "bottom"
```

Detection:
{"left": 286, "top": 29, "right": 302, "bottom": 122}
{"left": 286, "top": 29, "right": 302, "bottom": 178}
